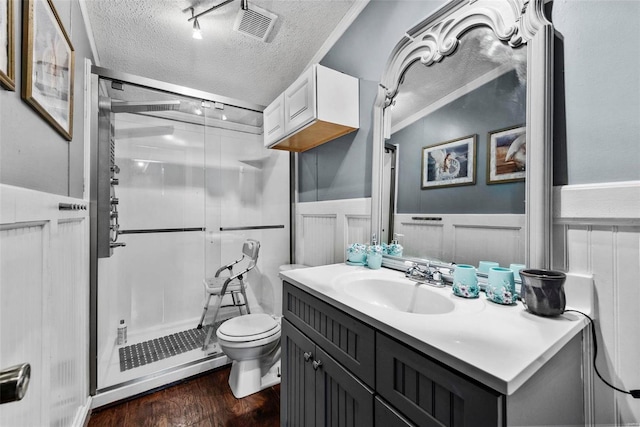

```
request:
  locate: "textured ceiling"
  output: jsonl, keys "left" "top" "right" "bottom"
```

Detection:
{"left": 84, "top": 0, "right": 359, "bottom": 107}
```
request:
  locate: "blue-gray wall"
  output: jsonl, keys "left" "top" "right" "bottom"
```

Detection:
{"left": 299, "top": 1, "right": 444, "bottom": 202}
{"left": 394, "top": 70, "right": 526, "bottom": 214}
{"left": 300, "top": 0, "right": 640, "bottom": 203}
{"left": 3, "top": 1, "right": 638, "bottom": 198}
{"left": 1, "top": 0, "right": 94, "bottom": 197}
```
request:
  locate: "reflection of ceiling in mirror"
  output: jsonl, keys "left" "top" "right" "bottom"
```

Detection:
{"left": 391, "top": 27, "right": 526, "bottom": 131}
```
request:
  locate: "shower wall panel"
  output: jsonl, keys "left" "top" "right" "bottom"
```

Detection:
{"left": 206, "top": 128, "right": 290, "bottom": 317}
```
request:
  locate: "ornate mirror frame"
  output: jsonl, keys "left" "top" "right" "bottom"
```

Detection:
{"left": 371, "top": 0, "right": 553, "bottom": 268}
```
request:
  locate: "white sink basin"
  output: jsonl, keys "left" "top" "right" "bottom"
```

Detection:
{"left": 334, "top": 276, "right": 455, "bottom": 315}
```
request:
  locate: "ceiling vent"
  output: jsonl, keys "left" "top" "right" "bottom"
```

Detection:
{"left": 233, "top": 4, "right": 277, "bottom": 42}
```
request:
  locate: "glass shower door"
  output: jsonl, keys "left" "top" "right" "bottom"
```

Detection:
{"left": 95, "top": 78, "right": 211, "bottom": 390}
{"left": 91, "top": 70, "right": 290, "bottom": 399}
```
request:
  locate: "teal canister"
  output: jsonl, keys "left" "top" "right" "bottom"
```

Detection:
{"left": 478, "top": 261, "right": 500, "bottom": 274}
{"left": 366, "top": 245, "right": 383, "bottom": 269}
{"left": 346, "top": 243, "right": 367, "bottom": 265}
{"left": 485, "top": 267, "right": 516, "bottom": 305}
{"left": 452, "top": 264, "right": 479, "bottom": 298}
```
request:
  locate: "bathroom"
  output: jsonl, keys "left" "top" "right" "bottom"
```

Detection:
{"left": 0, "top": 0, "right": 638, "bottom": 426}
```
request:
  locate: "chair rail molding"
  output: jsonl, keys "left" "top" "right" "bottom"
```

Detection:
{"left": 554, "top": 181, "right": 640, "bottom": 223}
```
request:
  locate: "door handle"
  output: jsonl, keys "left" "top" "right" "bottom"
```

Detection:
{"left": 312, "top": 360, "right": 322, "bottom": 371}
{"left": 0, "top": 363, "right": 31, "bottom": 404}
{"left": 303, "top": 352, "right": 313, "bottom": 362}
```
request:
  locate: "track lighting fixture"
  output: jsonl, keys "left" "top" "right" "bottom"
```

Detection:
{"left": 190, "top": 8, "right": 202, "bottom": 39}
{"left": 188, "top": 0, "right": 248, "bottom": 39}
{"left": 192, "top": 19, "right": 202, "bottom": 40}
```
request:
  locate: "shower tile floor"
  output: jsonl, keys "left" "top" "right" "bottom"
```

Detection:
{"left": 98, "top": 320, "right": 227, "bottom": 390}
{"left": 119, "top": 328, "right": 207, "bottom": 372}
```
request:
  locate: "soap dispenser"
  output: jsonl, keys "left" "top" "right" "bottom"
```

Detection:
{"left": 366, "top": 234, "right": 383, "bottom": 269}
{"left": 387, "top": 233, "right": 404, "bottom": 257}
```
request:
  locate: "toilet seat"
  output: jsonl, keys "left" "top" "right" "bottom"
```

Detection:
{"left": 217, "top": 313, "right": 280, "bottom": 343}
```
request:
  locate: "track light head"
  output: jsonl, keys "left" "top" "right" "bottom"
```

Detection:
{"left": 192, "top": 18, "right": 202, "bottom": 39}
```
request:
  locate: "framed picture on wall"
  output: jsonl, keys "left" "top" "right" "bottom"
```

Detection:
{"left": 487, "top": 125, "right": 526, "bottom": 184}
{"left": 421, "top": 135, "right": 476, "bottom": 189}
{"left": 22, "top": 0, "right": 75, "bottom": 140}
{"left": 0, "top": 0, "right": 15, "bottom": 90}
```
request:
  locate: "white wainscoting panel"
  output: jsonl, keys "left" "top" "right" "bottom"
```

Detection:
{"left": 301, "top": 215, "right": 337, "bottom": 267}
{"left": 394, "top": 214, "right": 525, "bottom": 266}
{"left": 296, "top": 198, "right": 370, "bottom": 266}
{"left": 554, "top": 182, "right": 640, "bottom": 426}
{"left": 345, "top": 215, "right": 371, "bottom": 250}
{"left": 0, "top": 185, "right": 90, "bottom": 427}
{"left": 397, "top": 220, "right": 445, "bottom": 261}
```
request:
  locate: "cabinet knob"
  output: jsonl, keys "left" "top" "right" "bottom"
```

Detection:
{"left": 312, "top": 360, "right": 322, "bottom": 371}
{"left": 303, "top": 352, "right": 313, "bottom": 362}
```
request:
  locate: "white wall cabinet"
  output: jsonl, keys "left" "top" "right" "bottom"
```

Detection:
{"left": 264, "top": 64, "right": 359, "bottom": 152}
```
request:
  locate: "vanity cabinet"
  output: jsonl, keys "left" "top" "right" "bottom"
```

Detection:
{"left": 282, "top": 320, "right": 374, "bottom": 426}
{"left": 264, "top": 64, "right": 359, "bottom": 152}
{"left": 282, "top": 282, "right": 374, "bottom": 426}
{"left": 282, "top": 281, "right": 503, "bottom": 427}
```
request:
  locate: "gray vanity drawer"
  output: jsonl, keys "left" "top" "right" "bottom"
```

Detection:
{"left": 376, "top": 333, "right": 505, "bottom": 427}
{"left": 283, "top": 281, "right": 375, "bottom": 388}
{"left": 375, "top": 397, "right": 415, "bottom": 426}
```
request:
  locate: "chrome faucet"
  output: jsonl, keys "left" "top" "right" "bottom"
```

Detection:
{"left": 405, "top": 262, "right": 445, "bottom": 287}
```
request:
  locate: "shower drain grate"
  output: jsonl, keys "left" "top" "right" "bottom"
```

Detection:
{"left": 119, "top": 327, "right": 214, "bottom": 372}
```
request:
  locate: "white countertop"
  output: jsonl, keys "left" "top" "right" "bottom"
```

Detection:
{"left": 280, "top": 263, "right": 588, "bottom": 395}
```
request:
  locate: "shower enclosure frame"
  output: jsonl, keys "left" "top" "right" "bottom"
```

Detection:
{"left": 88, "top": 65, "right": 277, "bottom": 399}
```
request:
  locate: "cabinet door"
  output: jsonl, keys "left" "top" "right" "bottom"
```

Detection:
{"left": 263, "top": 93, "right": 285, "bottom": 147}
{"left": 284, "top": 66, "right": 316, "bottom": 134}
{"left": 282, "top": 320, "right": 317, "bottom": 427}
{"left": 314, "top": 346, "right": 374, "bottom": 427}
{"left": 283, "top": 282, "right": 375, "bottom": 387}
{"left": 376, "top": 333, "right": 504, "bottom": 427}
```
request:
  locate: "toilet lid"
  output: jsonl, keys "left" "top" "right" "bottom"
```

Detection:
{"left": 217, "top": 313, "right": 280, "bottom": 342}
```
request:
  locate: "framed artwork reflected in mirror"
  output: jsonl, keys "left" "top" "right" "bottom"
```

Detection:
{"left": 0, "top": 0, "right": 15, "bottom": 90}
{"left": 421, "top": 135, "right": 476, "bottom": 189}
{"left": 487, "top": 125, "right": 526, "bottom": 184}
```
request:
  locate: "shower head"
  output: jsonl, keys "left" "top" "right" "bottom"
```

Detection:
{"left": 109, "top": 100, "right": 181, "bottom": 114}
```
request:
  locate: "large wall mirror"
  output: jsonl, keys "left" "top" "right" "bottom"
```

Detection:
{"left": 371, "top": 0, "right": 554, "bottom": 269}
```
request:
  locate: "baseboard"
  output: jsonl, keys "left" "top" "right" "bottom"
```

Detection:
{"left": 73, "top": 396, "right": 93, "bottom": 427}
{"left": 91, "top": 356, "right": 230, "bottom": 409}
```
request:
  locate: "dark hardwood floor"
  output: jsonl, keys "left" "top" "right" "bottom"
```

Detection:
{"left": 88, "top": 367, "right": 280, "bottom": 427}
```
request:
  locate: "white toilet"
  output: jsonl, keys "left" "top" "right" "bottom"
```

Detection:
{"left": 216, "top": 263, "right": 308, "bottom": 398}
{"left": 216, "top": 313, "right": 282, "bottom": 398}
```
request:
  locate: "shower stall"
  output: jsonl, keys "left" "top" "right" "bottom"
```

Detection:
{"left": 89, "top": 67, "right": 290, "bottom": 403}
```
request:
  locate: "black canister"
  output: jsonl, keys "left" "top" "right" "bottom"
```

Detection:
{"left": 519, "top": 269, "right": 566, "bottom": 316}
